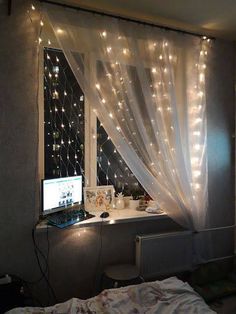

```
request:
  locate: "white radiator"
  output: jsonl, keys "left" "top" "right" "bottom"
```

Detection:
{"left": 136, "top": 231, "right": 193, "bottom": 279}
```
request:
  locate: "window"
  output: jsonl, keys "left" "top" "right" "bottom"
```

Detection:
{"left": 43, "top": 48, "right": 145, "bottom": 197}
{"left": 44, "top": 48, "right": 85, "bottom": 179}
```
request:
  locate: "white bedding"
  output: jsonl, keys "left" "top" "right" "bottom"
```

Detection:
{"left": 7, "top": 277, "right": 215, "bottom": 313}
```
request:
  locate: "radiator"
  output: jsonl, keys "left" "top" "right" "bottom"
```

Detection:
{"left": 136, "top": 231, "right": 193, "bottom": 279}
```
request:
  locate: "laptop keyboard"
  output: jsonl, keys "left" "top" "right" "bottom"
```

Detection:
{"left": 47, "top": 209, "right": 94, "bottom": 228}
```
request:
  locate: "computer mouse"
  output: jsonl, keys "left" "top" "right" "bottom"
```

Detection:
{"left": 100, "top": 211, "right": 109, "bottom": 219}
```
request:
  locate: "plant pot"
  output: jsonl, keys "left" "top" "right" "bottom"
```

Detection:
{"left": 129, "top": 199, "right": 140, "bottom": 210}
{"left": 123, "top": 196, "right": 132, "bottom": 208}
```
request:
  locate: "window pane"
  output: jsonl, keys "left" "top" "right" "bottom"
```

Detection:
{"left": 44, "top": 48, "right": 84, "bottom": 179}
{"left": 97, "top": 120, "right": 145, "bottom": 196}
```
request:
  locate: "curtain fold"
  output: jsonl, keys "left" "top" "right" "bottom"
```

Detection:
{"left": 45, "top": 4, "right": 209, "bottom": 231}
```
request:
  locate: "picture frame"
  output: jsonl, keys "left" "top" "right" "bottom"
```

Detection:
{"left": 83, "top": 185, "right": 115, "bottom": 211}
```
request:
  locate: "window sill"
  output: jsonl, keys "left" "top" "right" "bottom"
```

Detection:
{"left": 36, "top": 209, "right": 168, "bottom": 230}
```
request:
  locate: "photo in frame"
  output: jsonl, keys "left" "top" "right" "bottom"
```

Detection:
{"left": 83, "top": 185, "right": 115, "bottom": 211}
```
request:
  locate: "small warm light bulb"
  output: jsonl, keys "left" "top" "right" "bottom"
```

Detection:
{"left": 199, "top": 73, "right": 204, "bottom": 82}
{"left": 159, "top": 54, "right": 163, "bottom": 60}
{"left": 38, "top": 37, "right": 42, "bottom": 44}
{"left": 106, "top": 46, "right": 112, "bottom": 53}
{"left": 193, "top": 170, "right": 201, "bottom": 178}
{"left": 195, "top": 117, "right": 202, "bottom": 123}
{"left": 40, "top": 20, "right": 44, "bottom": 26}
{"left": 191, "top": 157, "right": 199, "bottom": 165}
{"left": 31, "top": 4, "right": 35, "bottom": 10}
{"left": 95, "top": 83, "right": 100, "bottom": 90}
{"left": 123, "top": 48, "right": 128, "bottom": 55}
{"left": 198, "top": 91, "right": 204, "bottom": 98}
{"left": 57, "top": 28, "right": 63, "bottom": 34}
{"left": 194, "top": 144, "right": 201, "bottom": 151}
{"left": 101, "top": 31, "right": 107, "bottom": 38}
{"left": 47, "top": 39, "right": 51, "bottom": 45}
{"left": 109, "top": 113, "right": 113, "bottom": 118}
{"left": 152, "top": 68, "right": 157, "bottom": 73}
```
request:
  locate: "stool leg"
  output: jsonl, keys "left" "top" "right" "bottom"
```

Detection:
{"left": 100, "top": 272, "right": 105, "bottom": 292}
{"left": 139, "top": 276, "right": 145, "bottom": 283}
{"left": 114, "top": 281, "right": 118, "bottom": 288}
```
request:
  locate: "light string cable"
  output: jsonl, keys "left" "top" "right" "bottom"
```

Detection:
{"left": 28, "top": 2, "right": 57, "bottom": 303}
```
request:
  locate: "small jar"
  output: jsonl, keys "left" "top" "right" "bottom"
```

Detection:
{"left": 116, "top": 197, "right": 125, "bottom": 209}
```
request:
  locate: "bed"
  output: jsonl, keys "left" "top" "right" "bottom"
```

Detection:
{"left": 6, "top": 277, "right": 215, "bottom": 313}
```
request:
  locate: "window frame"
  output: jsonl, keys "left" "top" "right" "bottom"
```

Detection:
{"left": 39, "top": 43, "right": 163, "bottom": 192}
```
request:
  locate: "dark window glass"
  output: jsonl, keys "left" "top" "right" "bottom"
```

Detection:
{"left": 44, "top": 48, "right": 84, "bottom": 179}
{"left": 97, "top": 120, "right": 145, "bottom": 196}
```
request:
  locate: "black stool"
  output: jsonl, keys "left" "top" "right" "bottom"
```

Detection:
{"left": 102, "top": 264, "right": 144, "bottom": 289}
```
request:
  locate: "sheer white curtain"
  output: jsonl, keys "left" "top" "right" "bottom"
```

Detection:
{"left": 45, "top": 4, "right": 209, "bottom": 231}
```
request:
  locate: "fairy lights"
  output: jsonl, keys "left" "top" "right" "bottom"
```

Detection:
{"left": 32, "top": 3, "right": 209, "bottom": 200}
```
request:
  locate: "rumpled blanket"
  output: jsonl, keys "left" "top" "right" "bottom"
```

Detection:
{"left": 6, "top": 277, "right": 216, "bottom": 313}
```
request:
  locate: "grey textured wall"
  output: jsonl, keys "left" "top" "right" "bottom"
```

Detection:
{"left": 0, "top": 0, "right": 235, "bottom": 306}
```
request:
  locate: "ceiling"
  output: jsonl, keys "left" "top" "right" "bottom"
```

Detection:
{"left": 50, "top": 0, "right": 236, "bottom": 40}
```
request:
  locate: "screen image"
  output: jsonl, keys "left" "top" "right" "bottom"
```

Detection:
{"left": 43, "top": 176, "right": 82, "bottom": 215}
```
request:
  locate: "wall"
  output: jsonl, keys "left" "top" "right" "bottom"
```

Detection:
{"left": 0, "top": 0, "right": 235, "bottom": 306}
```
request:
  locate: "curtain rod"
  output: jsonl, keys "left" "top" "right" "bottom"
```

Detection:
{"left": 39, "top": 0, "right": 214, "bottom": 40}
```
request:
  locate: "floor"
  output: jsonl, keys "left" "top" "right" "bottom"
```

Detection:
{"left": 210, "top": 296, "right": 236, "bottom": 313}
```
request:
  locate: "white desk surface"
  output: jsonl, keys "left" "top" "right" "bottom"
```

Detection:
{"left": 36, "top": 208, "right": 168, "bottom": 230}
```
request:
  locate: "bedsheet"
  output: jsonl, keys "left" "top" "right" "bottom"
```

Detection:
{"left": 7, "top": 277, "right": 216, "bottom": 313}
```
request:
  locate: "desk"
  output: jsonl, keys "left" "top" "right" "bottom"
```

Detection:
{"left": 36, "top": 209, "right": 167, "bottom": 230}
